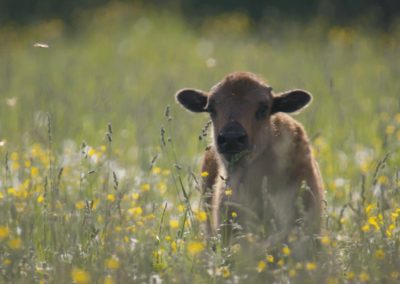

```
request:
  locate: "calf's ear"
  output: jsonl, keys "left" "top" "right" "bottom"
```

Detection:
{"left": 271, "top": 89, "right": 312, "bottom": 114}
{"left": 176, "top": 89, "right": 208, "bottom": 113}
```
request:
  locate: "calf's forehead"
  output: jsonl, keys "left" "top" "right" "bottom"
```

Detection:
{"left": 210, "top": 83, "right": 272, "bottom": 104}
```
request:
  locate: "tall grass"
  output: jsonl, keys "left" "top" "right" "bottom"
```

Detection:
{"left": 0, "top": 3, "right": 399, "bottom": 283}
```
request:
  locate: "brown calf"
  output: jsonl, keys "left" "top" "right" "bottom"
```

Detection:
{"left": 176, "top": 72, "right": 324, "bottom": 251}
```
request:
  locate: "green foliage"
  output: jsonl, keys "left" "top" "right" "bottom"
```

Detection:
{"left": 0, "top": 4, "right": 400, "bottom": 283}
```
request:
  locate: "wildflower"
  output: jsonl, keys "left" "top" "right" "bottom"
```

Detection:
{"left": 104, "top": 275, "right": 115, "bottom": 284}
{"left": 157, "top": 182, "right": 167, "bottom": 194}
{"left": 106, "top": 194, "right": 115, "bottom": 202}
{"left": 257, "top": 261, "right": 266, "bottom": 273}
{"left": 305, "top": 262, "right": 317, "bottom": 271}
{"left": 377, "top": 175, "right": 389, "bottom": 185}
{"left": 359, "top": 272, "right": 370, "bottom": 282}
{"left": 171, "top": 241, "right": 177, "bottom": 253}
{"left": 141, "top": 183, "right": 150, "bottom": 192}
{"left": 132, "top": 192, "right": 140, "bottom": 200}
{"left": 37, "top": 195, "right": 44, "bottom": 203}
{"left": 87, "top": 148, "right": 96, "bottom": 157}
{"left": 385, "top": 125, "right": 395, "bottom": 135}
{"left": 152, "top": 167, "right": 161, "bottom": 175}
{"left": 187, "top": 241, "right": 205, "bottom": 256}
{"left": 231, "top": 211, "right": 237, "bottom": 218}
{"left": 361, "top": 224, "right": 370, "bottom": 232}
{"left": 169, "top": 219, "right": 179, "bottom": 229}
{"left": 0, "top": 226, "right": 10, "bottom": 240}
{"left": 345, "top": 271, "right": 355, "bottom": 281}
{"left": 225, "top": 188, "right": 232, "bottom": 196}
{"left": 375, "top": 249, "right": 385, "bottom": 260}
{"left": 129, "top": 207, "right": 143, "bottom": 217}
{"left": 200, "top": 171, "right": 209, "bottom": 177}
{"left": 71, "top": 268, "right": 91, "bottom": 284}
{"left": 178, "top": 204, "right": 185, "bottom": 213}
{"left": 368, "top": 216, "right": 380, "bottom": 231}
{"left": 8, "top": 238, "right": 22, "bottom": 250}
{"left": 24, "top": 160, "right": 31, "bottom": 168}
{"left": 266, "top": 254, "right": 274, "bottom": 263}
{"left": 277, "top": 259, "right": 285, "bottom": 267}
{"left": 221, "top": 266, "right": 230, "bottom": 278}
{"left": 162, "top": 169, "right": 170, "bottom": 176}
{"left": 321, "top": 235, "right": 331, "bottom": 246}
{"left": 195, "top": 211, "right": 207, "bottom": 222}
{"left": 75, "top": 201, "right": 86, "bottom": 210}
{"left": 3, "top": 259, "right": 11, "bottom": 265}
{"left": 288, "top": 269, "right": 297, "bottom": 277}
{"left": 391, "top": 271, "right": 399, "bottom": 280}
{"left": 282, "top": 246, "right": 291, "bottom": 256}
{"left": 365, "top": 203, "right": 376, "bottom": 215}
{"left": 105, "top": 255, "right": 120, "bottom": 270}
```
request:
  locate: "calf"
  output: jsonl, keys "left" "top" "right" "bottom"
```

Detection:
{"left": 176, "top": 72, "right": 324, "bottom": 250}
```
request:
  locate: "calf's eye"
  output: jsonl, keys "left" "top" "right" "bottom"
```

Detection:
{"left": 255, "top": 104, "right": 269, "bottom": 120}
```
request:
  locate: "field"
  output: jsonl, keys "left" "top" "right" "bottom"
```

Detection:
{"left": 1, "top": 3, "right": 400, "bottom": 283}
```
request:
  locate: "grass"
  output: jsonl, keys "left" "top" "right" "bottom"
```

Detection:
{"left": 0, "top": 2, "right": 400, "bottom": 283}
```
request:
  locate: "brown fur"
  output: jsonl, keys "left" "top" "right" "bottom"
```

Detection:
{"left": 176, "top": 72, "right": 324, "bottom": 250}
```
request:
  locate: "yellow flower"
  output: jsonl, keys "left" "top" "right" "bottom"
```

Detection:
{"left": 75, "top": 201, "right": 86, "bottom": 210}
{"left": 266, "top": 254, "right": 274, "bottom": 263}
{"left": 152, "top": 167, "right": 161, "bottom": 175}
{"left": 0, "top": 192, "right": 3, "bottom": 200}
{"left": 359, "top": 272, "right": 370, "bottom": 282}
{"left": 321, "top": 235, "right": 331, "bottom": 246}
{"left": 71, "top": 268, "right": 91, "bottom": 284}
{"left": 231, "top": 211, "right": 237, "bottom": 218}
{"left": 141, "top": 183, "right": 150, "bottom": 192}
{"left": 195, "top": 211, "right": 207, "bottom": 222}
{"left": 8, "top": 238, "right": 22, "bottom": 250}
{"left": 225, "top": 188, "right": 232, "bottom": 196}
{"left": 345, "top": 271, "right": 355, "bottom": 281}
{"left": 132, "top": 193, "right": 140, "bottom": 200}
{"left": 391, "top": 271, "right": 399, "bottom": 280}
{"left": 377, "top": 175, "right": 389, "bottom": 185}
{"left": 200, "top": 171, "right": 209, "bottom": 177}
{"left": 104, "top": 275, "right": 115, "bottom": 284}
{"left": 289, "top": 269, "right": 297, "bottom": 277}
{"left": 282, "top": 246, "right": 291, "bottom": 256}
{"left": 178, "top": 204, "right": 185, "bottom": 213}
{"left": 0, "top": 226, "right": 10, "bottom": 240}
{"left": 37, "top": 195, "right": 44, "bottom": 203}
{"left": 10, "top": 152, "right": 19, "bottom": 161}
{"left": 129, "top": 207, "right": 143, "bottom": 217}
{"left": 361, "top": 224, "right": 370, "bottom": 232}
{"left": 386, "top": 125, "right": 395, "bottom": 135}
{"left": 106, "top": 194, "right": 115, "bottom": 202}
{"left": 375, "top": 249, "right": 385, "bottom": 260}
{"left": 187, "top": 241, "right": 204, "bottom": 256}
{"left": 221, "top": 266, "right": 230, "bottom": 278}
{"left": 257, "top": 261, "right": 266, "bottom": 273}
{"left": 105, "top": 256, "right": 120, "bottom": 270}
{"left": 31, "top": 167, "right": 39, "bottom": 178}
{"left": 169, "top": 219, "right": 180, "bottom": 229}
{"left": 3, "top": 259, "right": 11, "bottom": 265}
{"left": 162, "top": 169, "right": 170, "bottom": 176}
{"left": 305, "top": 262, "right": 317, "bottom": 271}
{"left": 24, "top": 160, "right": 31, "bottom": 168}
{"left": 171, "top": 241, "right": 177, "bottom": 253}
{"left": 277, "top": 259, "right": 285, "bottom": 267}
{"left": 368, "top": 216, "right": 380, "bottom": 231}
{"left": 87, "top": 148, "right": 96, "bottom": 157}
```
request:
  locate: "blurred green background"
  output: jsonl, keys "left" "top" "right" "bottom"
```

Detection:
{"left": 0, "top": 0, "right": 399, "bottom": 171}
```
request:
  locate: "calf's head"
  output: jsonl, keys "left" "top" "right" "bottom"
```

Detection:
{"left": 176, "top": 72, "right": 312, "bottom": 163}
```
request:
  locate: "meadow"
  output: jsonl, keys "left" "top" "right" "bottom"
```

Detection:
{"left": 0, "top": 3, "right": 400, "bottom": 283}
